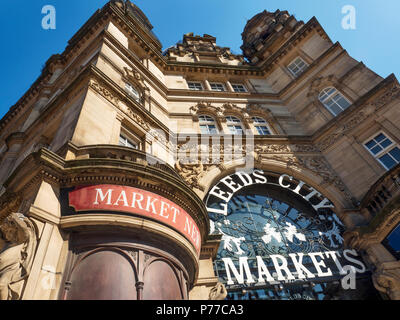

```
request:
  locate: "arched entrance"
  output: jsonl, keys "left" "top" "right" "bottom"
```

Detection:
{"left": 205, "top": 169, "right": 378, "bottom": 300}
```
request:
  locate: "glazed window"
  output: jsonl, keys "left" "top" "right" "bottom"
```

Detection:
{"left": 199, "top": 115, "right": 219, "bottom": 134}
{"left": 210, "top": 82, "right": 226, "bottom": 92}
{"left": 231, "top": 83, "right": 247, "bottom": 93}
{"left": 382, "top": 223, "right": 400, "bottom": 259}
{"left": 287, "top": 57, "right": 308, "bottom": 77}
{"left": 226, "top": 116, "right": 244, "bottom": 135}
{"left": 125, "top": 83, "right": 141, "bottom": 102}
{"left": 364, "top": 132, "right": 400, "bottom": 170}
{"left": 318, "top": 87, "right": 351, "bottom": 116}
{"left": 188, "top": 81, "right": 203, "bottom": 91}
{"left": 119, "top": 133, "right": 139, "bottom": 150}
{"left": 252, "top": 117, "right": 272, "bottom": 136}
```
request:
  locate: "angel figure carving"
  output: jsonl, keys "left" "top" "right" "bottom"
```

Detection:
{"left": 0, "top": 213, "right": 37, "bottom": 300}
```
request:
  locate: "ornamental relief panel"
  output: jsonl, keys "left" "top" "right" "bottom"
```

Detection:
{"left": 175, "top": 141, "right": 352, "bottom": 203}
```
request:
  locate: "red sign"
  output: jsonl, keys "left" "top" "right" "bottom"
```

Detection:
{"left": 69, "top": 185, "right": 201, "bottom": 255}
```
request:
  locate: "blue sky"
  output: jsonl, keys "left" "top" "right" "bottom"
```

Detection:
{"left": 1, "top": 0, "right": 399, "bottom": 119}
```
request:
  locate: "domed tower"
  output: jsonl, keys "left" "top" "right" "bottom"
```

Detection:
{"left": 241, "top": 9, "right": 304, "bottom": 65}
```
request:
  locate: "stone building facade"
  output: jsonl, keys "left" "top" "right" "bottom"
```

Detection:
{"left": 0, "top": 0, "right": 399, "bottom": 300}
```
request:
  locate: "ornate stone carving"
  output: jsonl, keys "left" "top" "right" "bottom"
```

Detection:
{"left": 208, "top": 282, "right": 227, "bottom": 300}
{"left": 148, "top": 128, "right": 174, "bottom": 149}
{"left": 259, "top": 154, "right": 353, "bottom": 201}
{"left": 372, "top": 267, "right": 400, "bottom": 300}
{"left": 89, "top": 79, "right": 120, "bottom": 105}
{"left": 125, "top": 108, "right": 150, "bottom": 131}
{"left": 123, "top": 67, "right": 150, "bottom": 93}
{"left": 175, "top": 160, "right": 206, "bottom": 191}
{"left": 0, "top": 213, "right": 37, "bottom": 300}
{"left": 255, "top": 144, "right": 291, "bottom": 153}
{"left": 190, "top": 102, "right": 224, "bottom": 121}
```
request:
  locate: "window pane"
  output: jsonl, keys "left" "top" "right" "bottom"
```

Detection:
{"left": 228, "top": 125, "right": 243, "bottom": 135}
{"left": 365, "top": 140, "right": 376, "bottom": 150}
{"left": 329, "top": 104, "right": 342, "bottom": 117}
{"left": 384, "top": 224, "right": 400, "bottom": 258}
{"left": 389, "top": 147, "right": 400, "bottom": 162}
{"left": 209, "top": 125, "right": 218, "bottom": 134}
{"left": 371, "top": 146, "right": 383, "bottom": 155}
{"left": 226, "top": 116, "right": 241, "bottom": 123}
{"left": 288, "top": 57, "right": 308, "bottom": 77}
{"left": 210, "top": 83, "right": 225, "bottom": 91}
{"left": 375, "top": 134, "right": 386, "bottom": 143}
{"left": 336, "top": 97, "right": 350, "bottom": 109}
{"left": 200, "top": 125, "right": 209, "bottom": 134}
{"left": 125, "top": 84, "right": 140, "bottom": 101}
{"left": 232, "top": 84, "right": 246, "bottom": 92}
{"left": 379, "top": 154, "right": 397, "bottom": 170}
{"left": 199, "top": 115, "right": 214, "bottom": 123}
{"left": 380, "top": 139, "right": 392, "bottom": 149}
{"left": 252, "top": 117, "right": 267, "bottom": 124}
{"left": 188, "top": 82, "right": 203, "bottom": 90}
{"left": 256, "top": 126, "right": 271, "bottom": 135}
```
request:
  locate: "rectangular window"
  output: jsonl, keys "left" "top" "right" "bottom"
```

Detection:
{"left": 188, "top": 82, "right": 203, "bottom": 91}
{"left": 119, "top": 134, "right": 139, "bottom": 150}
{"left": 231, "top": 84, "right": 247, "bottom": 93}
{"left": 364, "top": 132, "right": 400, "bottom": 170}
{"left": 287, "top": 57, "right": 308, "bottom": 77}
{"left": 210, "top": 83, "right": 226, "bottom": 92}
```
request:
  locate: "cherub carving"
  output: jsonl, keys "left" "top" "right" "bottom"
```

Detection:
{"left": 0, "top": 213, "right": 37, "bottom": 300}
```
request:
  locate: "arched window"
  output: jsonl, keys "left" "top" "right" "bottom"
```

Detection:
{"left": 226, "top": 116, "right": 244, "bottom": 135}
{"left": 318, "top": 87, "right": 351, "bottom": 116}
{"left": 125, "top": 83, "right": 141, "bottom": 102}
{"left": 252, "top": 117, "right": 272, "bottom": 135}
{"left": 199, "top": 115, "right": 219, "bottom": 134}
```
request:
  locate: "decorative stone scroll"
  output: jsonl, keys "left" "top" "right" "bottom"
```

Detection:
{"left": 0, "top": 213, "right": 37, "bottom": 300}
